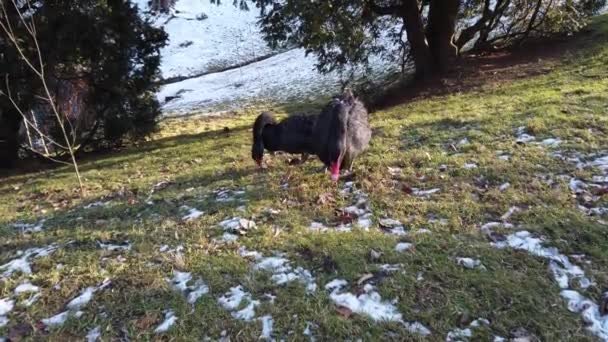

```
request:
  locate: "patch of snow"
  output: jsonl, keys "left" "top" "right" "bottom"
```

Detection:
{"left": 254, "top": 256, "right": 317, "bottom": 293}
{"left": 463, "top": 163, "right": 478, "bottom": 169}
{"left": 395, "top": 243, "right": 413, "bottom": 253}
{"left": 412, "top": 188, "right": 440, "bottom": 196}
{"left": 379, "top": 218, "right": 402, "bottom": 227}
{"left": 569, "top": 178, "right": 588, "bottom": 194}
{"left": 154, "top": 310, "right": 178, "bottom": 333}
{"left": 309, "top": 221, "right": 328, "bottom": 232}
{"left": 499, "top": 182, "right": 511, "bottom": 191}
{"left": 259, "top": 315, "right": 274, "bottom": 340}
{"left": 357, "top": 213, "right": 373, "bottom": 230}
{"left": 219, "top": 217, "right": 256, "bottom": 231}
{"left": 458, "top": 138, "right": 470, "bottom": 146}
{"left": 592, "top": 176, "right": 608, "bottom": 183}
{"left": 84, "top": 201, "right": 111, "bottom": 209}
{"left": 326, "top": 280, "right": 401, "bottom": 321}
{"left": 1, "top": 244, "right": 58, "bottom": 278}
{"left": 303, "top": 321, "right": 316, "bottom": 340}
{"left": 168, "top": 271, "right": 209, "bottom": 304}
{"left": 217, "top": 232, "right": 239, "bottom": 243}
{"left": 560, "top": 290, "right": 608, "bottom": 341}
{"left": 42, "top": 311, "right": 71, "bottom": 328}
{"left": 181, "top": 206, "right": 204, "bottom": 221}
{"left": 14, "top": 281, "right": 39, "bottom": 294}
{"left": 214, "top": 188, "right": 246, "bottom": 203}
{"left": 12, "top": 219, "right": 45, "bottom": 233}
{"left": 456, "top": 257, "right": 486, "bottom": 270}
{"left": 379, "top": 264, "right": 403, "bottom": 273}
{"left": 0, "top": 299, "right": 14, "bottom": 316}
{"left": 138, "top": 0, "right": 273, "bottom": 80}
{"left": 97, "top": 241, "right": 132, "bottom": 251}
{"left": 67, "top": 287, "right": 96, "bottom": 311}
{"left": 446, "top": 318, "right": 489, "bottom": 342}
{"left": 0, "top": 317, "right": 6, "bottom": 328}
{"left": 515, "top": 127, "right": 535, "bottom": 143}
{"left": 325, "top": 279, "right": 430, "bottom": 334}
{"left": 87, "top": 326, "right": 101, "bottom": 342}
{"left": 324, "top": 279, "right": 348, "bottom": 292}
{"left": 67, "top": 279, "right": 111, "bottom": 311}
{"left": 493, "top": 230, "right": 607, "bottom": 340}
{"left": 541, "top": 138, "right": 562, "bottom": 147}
{"left": 159, "top": 47, "right": 396, "bottom": 113}
{"left": 238, "top": 247, "right": 263, "bottom": 260}
{"left": 218, "top": 286, "right": 260, "bottom": 321}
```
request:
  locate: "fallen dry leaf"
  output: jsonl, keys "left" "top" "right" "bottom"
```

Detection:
{"left": 357, "top": 273, "right": 374, "bottom": 285}
{"left": 317, "top": 192, "right": 335, "bottom": 205}
{"left": 335, "top": 306, "right": 353, "bottom": 318}
{"left": 402, "top": 184, "right": 413, "bottom": 195}
{"left": 134, "top": 312, "right": 160, "bottom": 331}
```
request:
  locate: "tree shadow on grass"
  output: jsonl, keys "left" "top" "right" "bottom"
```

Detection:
{"left": 0, "top": 123, "right": 251, "bottom": 189}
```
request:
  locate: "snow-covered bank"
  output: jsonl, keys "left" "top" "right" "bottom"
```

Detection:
{"left": 134, "top": 0, "right": 271, "bottom": 80}
{"left": 135, "top": 0, "right": 399, "bottom": 114}
{"left": 158, "top": 48, "right": 395, "bottom": 114}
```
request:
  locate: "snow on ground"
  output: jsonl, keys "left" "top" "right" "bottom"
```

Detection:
{"left": 134, "top": 0, "right": 271, "bottom": 80}
{"left": 155, "top": 310, "right": 178, "bottom": 333}
{"left": 168, "top": 270, "right": 209, "bottom": 304}
{"left": 97, "top": 241, "right": 132, "bottom": 252}
{"left": 492, "top": 230, "right": 608, "bottom": 340}
{"left": 181, "top": 205, "right": 205, "bottom": 221}
{"left": 254, "top": 256, "right": 317, "bottom": 294}
{"left": 456, "top": 257, "right": 486, "bottom": 270}
{"left": 0, "top": 298, "right": 14, "bottom": 327}
{"left": 395, "top": 242, "right": 413, "bottom": 253}
{"left": 258, "top": 315, "right": 274, "bottom": 340}
{"left": 218, "top": 286, "right": 260, "bottom": 321}
{"left": 1, "top": 245, "right": 58, "bottom": 278}
{"left": 41, "top": 279, "right": 111, "bottom": 329}
{"left": 86, "top": 326, "right": 101, "bottom": 342}
{"left": 158, "top": 47, "right": 395, "bottom": 114}
{"left": 446, "top": 318, "right": 490, "bottom": 342}
{"left": 324, "top": 279, "right": 431, "bottom": 335}
{"left": 12, "top": 220, "right": 45, "bottom": 233}
{"left": 136, "top": 0, "right": 400, "bottom": 114}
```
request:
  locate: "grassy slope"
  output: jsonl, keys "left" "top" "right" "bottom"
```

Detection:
{"left": 1, "top": 15, "right": 608, "bottom": 341}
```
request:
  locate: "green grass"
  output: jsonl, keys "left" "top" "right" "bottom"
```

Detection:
{"left": 1, "top": 15, "right": 608, "bottom": 341}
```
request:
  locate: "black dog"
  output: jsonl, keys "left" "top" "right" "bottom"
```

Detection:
{"left": 251, "top": 112, "right": 316, "bottom": 167}
{"left": 314, "top": 91, "right": 371, "bottom": 181}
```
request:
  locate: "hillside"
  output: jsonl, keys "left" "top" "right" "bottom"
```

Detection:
{"left": 133, "top": 0, "right": 399, "bottom": 114}
{"left": 1, "top": 13, "right": 608, "bottom": 342}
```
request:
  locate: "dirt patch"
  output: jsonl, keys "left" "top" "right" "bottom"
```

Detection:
{"left": 372, "top": 29, "right": 595, "bottom": 110}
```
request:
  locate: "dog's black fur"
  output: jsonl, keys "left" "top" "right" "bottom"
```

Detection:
{"left": 313, "top": 91, "right": 371, "bottom": 179}
{"left": 251, "top": 112, "right": 316, "bottom": 166}
{"left": 251, "top": 91, "right": 370, "bottom": 181}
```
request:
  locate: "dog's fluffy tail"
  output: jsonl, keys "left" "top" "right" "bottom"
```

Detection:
{"left": 251, "top": 112, "right": 276, "bottom": 163}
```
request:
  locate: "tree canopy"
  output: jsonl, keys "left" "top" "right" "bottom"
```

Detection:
{"left": 0, "top": 0, "right": 167, "bottom": 167}
{"left": 254, "top": 0, "right": 606, "bottom": 79}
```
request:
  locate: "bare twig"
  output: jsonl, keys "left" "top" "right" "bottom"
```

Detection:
{"left": 0, "top": 0, "right": 85, "bottom": 195}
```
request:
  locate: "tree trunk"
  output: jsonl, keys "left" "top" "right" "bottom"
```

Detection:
{"left": 426, "top": 0, "right": 460, "bottom": 73}
{"left": 0, "top": 110, "right": 22, "bottom": 169}
{"left": 399, "top": 0, "right": 433, "bottom": 79}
